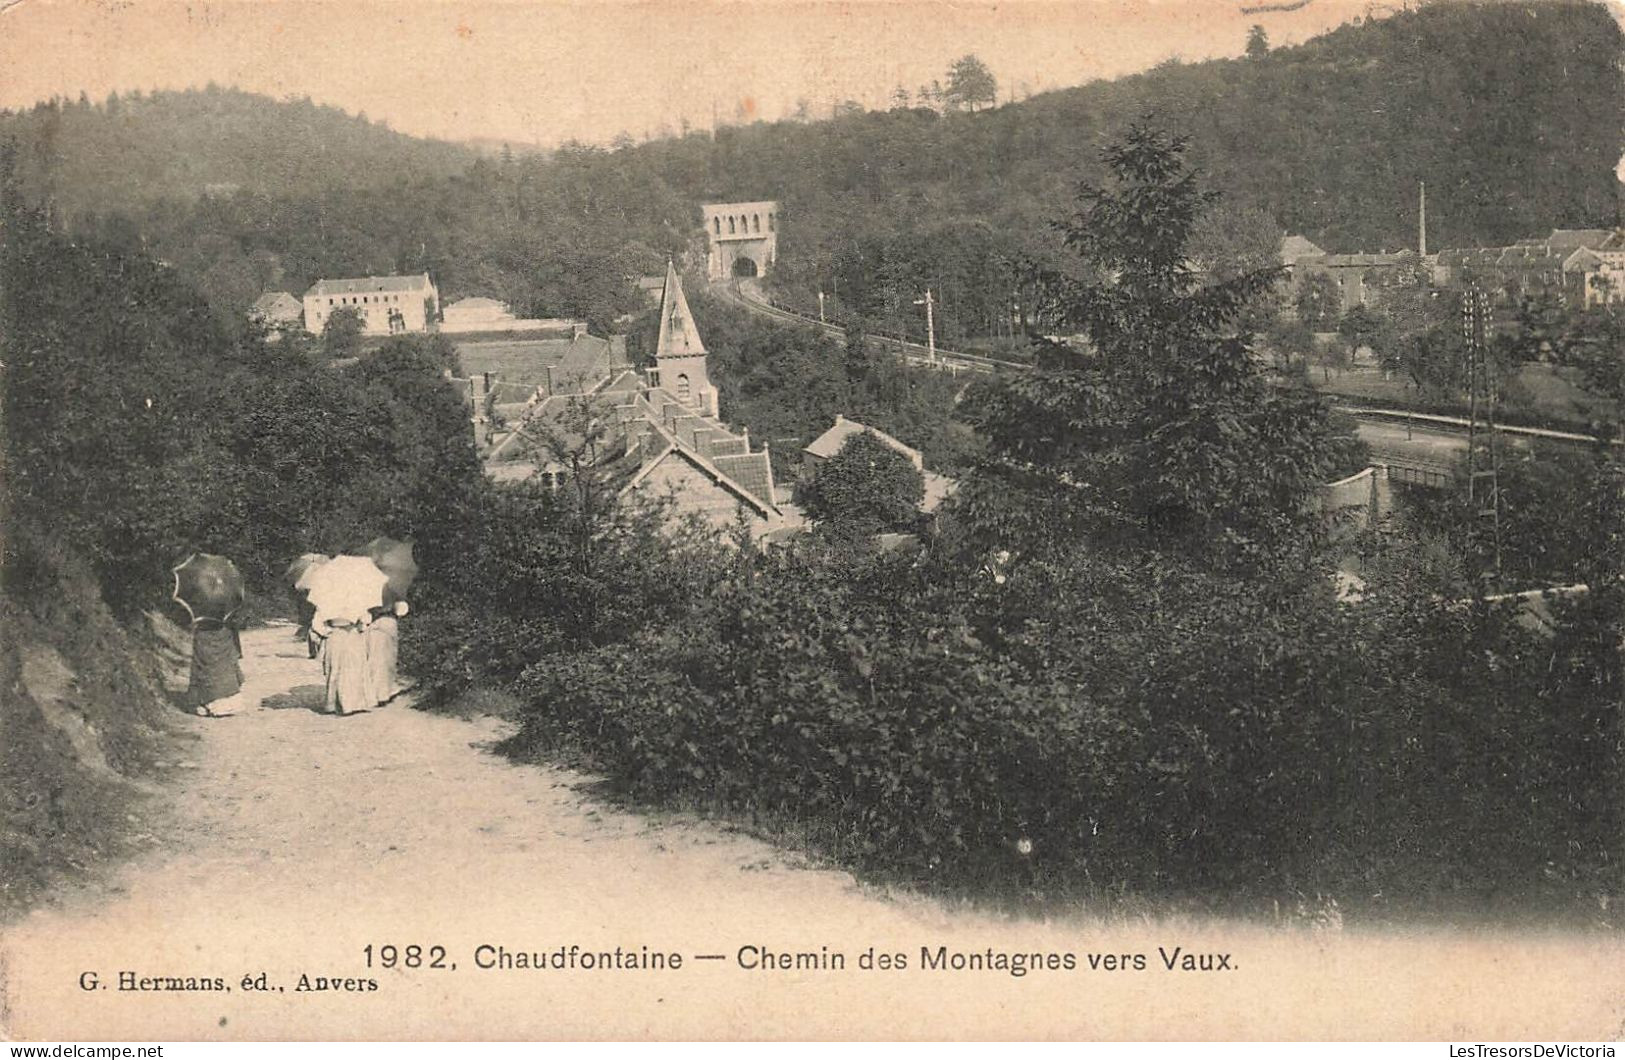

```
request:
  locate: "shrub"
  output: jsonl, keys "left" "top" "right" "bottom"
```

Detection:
{"left": 497, "top": 538, "right": 1620, "bottom": 909}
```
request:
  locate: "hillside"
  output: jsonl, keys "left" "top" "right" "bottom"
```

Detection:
{"left": 3, "top": 2, "right": 1618, "bottom": 340}
{"left": 0, "top": 85, "right": 476, "bottom": 215}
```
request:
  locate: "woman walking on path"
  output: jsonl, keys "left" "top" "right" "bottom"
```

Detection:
{"left": 313, "top": 613, "right": 372, "bottom": 715}
{"left": 186, "top": 617, "right": 244, "bottom": 717}
{"left": 300, "top": 553, "right": 392, "bottom": 715}
{"left": 363, "top": 596, "right": 410, "bottom": 707}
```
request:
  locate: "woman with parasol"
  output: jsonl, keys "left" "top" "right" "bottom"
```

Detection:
{"left": 286, "top": 553, "right": 332, "bottom": 658}
{"left": 301, "top": 554, "right": 390, "bottom": 715}
{"left": 172, "top": 554, "right": 247, "bottom": 717}
{"left": 361, "top": 537, "right": 417, "bottom": 706}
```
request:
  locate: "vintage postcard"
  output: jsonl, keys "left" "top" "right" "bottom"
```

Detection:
{"left": 2, "top": 0, "right": 1623, "bottom": 1044}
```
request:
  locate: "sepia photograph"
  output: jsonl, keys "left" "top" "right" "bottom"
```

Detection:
{"left": 1, "top": 0, "right": 1622, "bottom": 1045}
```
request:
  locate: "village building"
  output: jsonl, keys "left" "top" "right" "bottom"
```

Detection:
{"left": 1278, "top": 234, "right": 1327, "bottom": 269}
{"left": 249, "top": 291, "right": 303, "bottom": 329}
{"left": 803, "top": 415, "right": 956, "bottom": 514}
{"left": 1563, "top": 240, "right": 1625, "bottom": 306}
{"left": 1294, "top": 250, "right": 1419, "bottom": 314}
{"left": 303, "top": 273, "right": 439, "bottom": 336}
{"left": 470, "top": 262, "right": 794, "bottom": 541}
{"left": 1431, "top": 228, "right": 1623, "bottom": 306}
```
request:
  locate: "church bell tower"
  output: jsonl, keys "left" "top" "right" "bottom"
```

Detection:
{"left": 654, "top": 260, "right": 718, "bottom": 417}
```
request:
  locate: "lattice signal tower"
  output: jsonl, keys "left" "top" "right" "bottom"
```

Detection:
{"left": 1461, "top": 285, "right": 1502, "bottom": 584}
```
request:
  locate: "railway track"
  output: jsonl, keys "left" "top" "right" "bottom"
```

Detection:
{"left": 711, "top": 278, "right": 1618, "bottom": 453}
{"left": 711, "top": 279, "right": 1030, "bottom": 374}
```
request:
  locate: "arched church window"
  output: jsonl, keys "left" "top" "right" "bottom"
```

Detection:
{"left": 714, "top": 217, "right": 721, "bottom": 236}
{"left": 676, "top": 374, "right": 691, "bottom": 402}
{"left": 768, "top": 213, "right": 775, "bottom": 232}
{"left": 728, "top": 217, "right": 736, "bottom": 234}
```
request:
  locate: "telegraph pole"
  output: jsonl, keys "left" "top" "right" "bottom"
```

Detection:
{"left": 913, "top": 289, "right": 936, "bottom": 363}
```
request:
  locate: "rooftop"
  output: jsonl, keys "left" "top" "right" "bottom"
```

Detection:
{"left": 306, "top": 274, "right": 435, "bottom": 298}
{"left": 1279, "top": 234, "right": 1327, "bottom": 264}
{"left": 804, "top": 415, "right": 924, "bottom": 469}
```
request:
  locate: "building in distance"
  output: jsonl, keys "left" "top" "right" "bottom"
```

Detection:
{"left": 472, "top": 262, "right": 794, "bottom": 541}
{"left": 249, "top": 291, "right": 303, "bottom": 329}
{"left": 803, "top": 415, "right": 956, "bottom": 515}
{"left": 1433, "top": 228, "right": 1623, "bottom": 307}
{"left": 703, "top": 201, "right": 779, "bottom": 281}
{"left": 303, "top": 274, "right": 440, "bottom": 336}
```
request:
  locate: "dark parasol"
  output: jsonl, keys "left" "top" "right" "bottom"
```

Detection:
{"left": 172, "top": 553, "right": 246, "bottom": 623}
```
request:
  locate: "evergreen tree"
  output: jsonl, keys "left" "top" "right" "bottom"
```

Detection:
{"left": 958, "top": 125, "right": 1353, "bottom": 569}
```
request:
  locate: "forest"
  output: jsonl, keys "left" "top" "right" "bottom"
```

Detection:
{"left": 0, "top": 1, "right": 1619, "bottom": 344}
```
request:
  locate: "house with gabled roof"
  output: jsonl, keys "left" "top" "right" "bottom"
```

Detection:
{"left": 1432, "top": 228, "right": 1624, "bottom": 306}
{"left": 803, "top": 415, "right": 956, "bottom": 515}
{"left": 1279, "top": 234, "right": 1327, "bottom": 268}
{"left": 250, "top": 291, "right": 303, "bottom": 328}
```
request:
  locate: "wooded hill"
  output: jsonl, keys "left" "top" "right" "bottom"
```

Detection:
{"left": 4, "top": 1, "right": 1619, "bottom": 340}
{"left": 0, "top": 86, "right": 476, "bottom": 216}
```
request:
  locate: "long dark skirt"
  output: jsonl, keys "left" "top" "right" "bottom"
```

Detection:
{"left": 188, "top": 624, "right": 243, "bottom": 711}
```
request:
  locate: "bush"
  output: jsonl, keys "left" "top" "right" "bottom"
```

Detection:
{"left": 495, "top": 538, "right": 1620, "bottom": 911}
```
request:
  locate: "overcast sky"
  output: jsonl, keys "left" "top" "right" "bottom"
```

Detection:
{"left": 0, "top": 0, "right": 1404, "bottom": 146}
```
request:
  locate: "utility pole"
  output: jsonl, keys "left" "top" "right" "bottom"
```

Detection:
{"left": 913, "top": 289, "right": 936, "bottom": 363}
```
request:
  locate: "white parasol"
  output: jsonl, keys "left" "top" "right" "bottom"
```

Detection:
{"left": 301, "top": 554, "right": 390, "bottom": 626}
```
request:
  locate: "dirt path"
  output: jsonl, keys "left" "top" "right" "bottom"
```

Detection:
{"left": 3, "top": 623, "right": 1622, "bottom": 1040}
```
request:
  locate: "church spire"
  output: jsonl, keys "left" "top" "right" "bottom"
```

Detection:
{"left": 651, "top": 260, "right": 717, "bottom": 417}
{"left": 656, "top": 259, "right": 706, "bottom": 360}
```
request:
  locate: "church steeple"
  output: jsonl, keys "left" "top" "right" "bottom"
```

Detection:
{"left": 653, "top": 261, "right": 717, "bottom": 416}
{"left": 657, "top": 259, "right": 707, "bottom": 360}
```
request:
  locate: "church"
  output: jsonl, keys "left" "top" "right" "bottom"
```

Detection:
{"left": 474, "top": 262, "right": 795, "bottom": 541}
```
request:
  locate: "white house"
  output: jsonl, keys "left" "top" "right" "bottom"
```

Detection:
{"left": 304, "top": 274, "right": 439, "bottom": 336}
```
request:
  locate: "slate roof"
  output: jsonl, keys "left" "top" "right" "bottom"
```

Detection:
{"left": 1544, "top": 229, "right": 1615, "bottom": 253}
{"left": 458, "top": 334, "right": 619, "bottom": 388}
{"left": 621, "top": 411, "right": 780, "bottom": 518}
{"left": 305, "top": 274, "right": 435, "bottom": 298}
{"left": 655, "top": 260, "right": 707, "bottom": 360}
